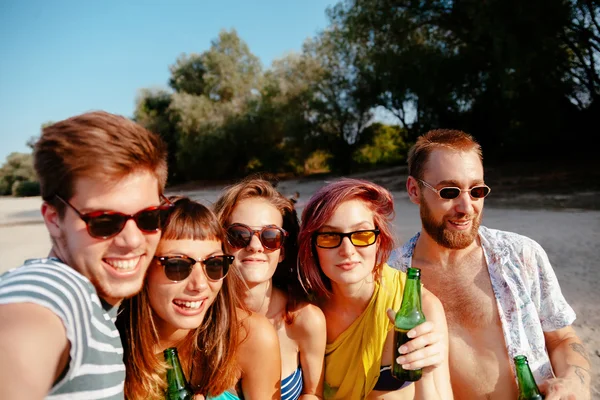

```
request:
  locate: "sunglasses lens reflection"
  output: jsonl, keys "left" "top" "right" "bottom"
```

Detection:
{"left": 88, "top": 214, "right": 127, "bottom": 238}
{"left": 439, "top": 188, "right": 461, "bottom": 199}
{"left": 350, "top": 231, "right": 377, "bottom": 246}
{"left": 470, "top": 186, "right": 490, "bottom": 198}
{"left": 228, "top": 227, "right": 252, "bottom": 248}
{"left": 135, "top": 208, "right": 163, "bottom": 232}
{"left": 163, "top": 258, "right": 194, "bottom": 281}
{"left": 261, "top": 229, "right": 283, "bottom": 249}
{"left": 315, "top": 233, "right": 341, "bottom": 248}
{"left": 203, "top": 256, "right": 231, "bottom": 280}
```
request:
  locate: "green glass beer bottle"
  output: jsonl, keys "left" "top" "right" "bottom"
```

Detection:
{"left": 392, "top": 267, "right": 426, "bottom": 382}
{"left": 514, "top": 355, "right": 544, "bottom": 400}
{"left": 164, "top": 347, "right": 194, "bottom": 400}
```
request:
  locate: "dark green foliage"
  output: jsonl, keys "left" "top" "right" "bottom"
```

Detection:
{"left": 327, "top": 0, "right": 599, "bottom": 161}
{"left": 353, "top": 123, "right": 408, "bottom": 167}
{"left": 11, "top": 180, "right": 40, "bottom": 197}
{"left": 91, "top": 2, "right": 600, "bottom": 183}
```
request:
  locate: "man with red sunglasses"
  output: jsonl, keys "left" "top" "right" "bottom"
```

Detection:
{"left": 389, "top": 129, "right": 591, "bottom": 399}
{"left": 0, "top": 111, "right": 168, "bottom": 399}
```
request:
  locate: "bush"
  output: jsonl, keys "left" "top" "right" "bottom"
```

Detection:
{"left": 304, "top": 150, "right": 331, "bottom": 174}
{"left": 353, "top": 124, "right": 408, "bottom": 167}
{"left": 0, "top": 178, "right": 10, "bottom": 196}
{"left": 11, "top": 180, "right": 41, "bottom": 197}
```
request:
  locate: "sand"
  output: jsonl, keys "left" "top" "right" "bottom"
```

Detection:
{"left": 1, "top": 172, "right": 598, "bottom": 397}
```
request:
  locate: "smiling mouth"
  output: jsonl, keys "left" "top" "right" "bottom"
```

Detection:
{"left": 173, "top": 300, "right": 203, "bottom": 310}
{"left": 449, "top": 219, "right": 470, "bottom": 226}
{"left": 104, "top": 257, "right": 140, "bottom": 270}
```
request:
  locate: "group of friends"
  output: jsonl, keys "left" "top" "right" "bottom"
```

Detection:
{"left": 0, "top": 111, "right": 592, "bottom": 400}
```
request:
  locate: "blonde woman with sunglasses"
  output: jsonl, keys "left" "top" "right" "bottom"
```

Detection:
{"left": 117, "top": 197, "right": 281, "bottom": 399}
{"left": 214, "top": 177, "right": 327, "bottom": 400}
{"left": 297, "top": 178, "right": 453, "bottom": 400}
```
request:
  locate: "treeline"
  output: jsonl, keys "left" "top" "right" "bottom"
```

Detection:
{"left": 134, "top": 28, "right": 409, "bottom": 184}
{"left": 134, "top": 0, "right": 600, "bottom": 184}
{"left": 2, "top": 0, "right": 598, "bottom": 195}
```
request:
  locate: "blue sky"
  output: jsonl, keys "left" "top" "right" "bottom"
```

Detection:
{"left": 0, "top": 0, "right": 336, "bottom": 164}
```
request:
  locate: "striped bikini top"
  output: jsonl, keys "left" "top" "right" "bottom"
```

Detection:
{"left": 208, "top": 366, "right": 303, "bottom": 400}
{"left": 281, "top": 366, "right": 303, "bottom": 400}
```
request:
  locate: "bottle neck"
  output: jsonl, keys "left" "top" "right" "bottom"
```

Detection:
{"left": 164, "top": 349, "right": 189, "bottom": 391}
{"left": 399, "top": 276, "right": 422, "bottom": 313}
{"left": 515, "top": 362, "right": 541, "bottom": 397}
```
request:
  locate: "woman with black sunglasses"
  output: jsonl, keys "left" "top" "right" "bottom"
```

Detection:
{"left": 214, "top": 177, "right": 327, "bottom": 400}
{"left": 297, "top": 178, "right": 453, "bottom": 400}
{"left": 116, "top": 196, "right": 281, "bottom": 399}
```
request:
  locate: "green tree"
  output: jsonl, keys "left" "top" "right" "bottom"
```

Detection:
{"left": 303, "top": 29, "right": 375, "bottom": 173}
{"left": 563, "top": 0, "right": 600, "bottom": 107}
{"left": 134, "top": 88, "right": 185, "bottom": 183}
{"left": 0, "top": 152, "right": 37, "bottom": 196}
{"left": 327, "top": 0, "right": 583, "bottom": 158}
{"left": 164, "top": 29, "right": 267, "bottom": 180}
{"left": 353, "top": 123, "right": 408, "bottom": 167}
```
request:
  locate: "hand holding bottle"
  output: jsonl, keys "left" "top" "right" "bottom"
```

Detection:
{"left": 386, "top": 311, "right": 445, "bottom": 373}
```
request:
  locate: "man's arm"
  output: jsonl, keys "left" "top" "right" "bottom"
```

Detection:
{"left": 0, "top": 303, "right": 70, "bottom": 400}
{"left": 541, "top": 326, "right": 591, "bottom": 400}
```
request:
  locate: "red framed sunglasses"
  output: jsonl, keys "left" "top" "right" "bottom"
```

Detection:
{"left": 55, "top": 194, "right": 174, "bottom": 239}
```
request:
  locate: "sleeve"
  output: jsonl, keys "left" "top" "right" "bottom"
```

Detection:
{"left": 525, "top": 240, "right": 576, "bottom": 331}
{"left": 387, "top": 248, "right": 406, "bottom": 271}
{"left": 0, "top": 263, "right": 92, "bottom": 376}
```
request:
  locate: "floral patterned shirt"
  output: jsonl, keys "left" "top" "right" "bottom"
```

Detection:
{"left": 389, "top": 226, "right": 576, "bottom": 383}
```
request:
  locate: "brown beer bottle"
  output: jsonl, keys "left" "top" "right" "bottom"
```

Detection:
{"left": 392, "top": 267, "right": 426, "bottom": 381}
{"left": 164, "top": 347, "right": 194, "bottom": 400}
{"left": 514, "top": 355, "right": 544, "bottom": 400}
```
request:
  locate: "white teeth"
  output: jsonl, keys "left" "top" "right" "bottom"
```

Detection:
{"left": 174, "top": 300, "right": 202, "bottom": 309}
{"left": 105, "top": 258, "right": 139, "bottom": 270}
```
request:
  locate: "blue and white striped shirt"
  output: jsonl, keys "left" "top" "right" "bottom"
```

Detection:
{"left": 0, "top": 258, "right": 125, "bottom": 399}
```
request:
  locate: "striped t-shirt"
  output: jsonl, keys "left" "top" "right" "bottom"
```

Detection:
{"left": 0, "top": 258, "right": 125, "bottom": 399}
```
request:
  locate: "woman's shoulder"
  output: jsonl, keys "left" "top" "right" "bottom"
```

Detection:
{"left": 236, "top": 309, "right": 278, "bottom": 344}
{"left": 235, "top": 310, "right": 281, "bottom": 370}
{"left": 290, "top": 301, "right": 326, "bottom": 335}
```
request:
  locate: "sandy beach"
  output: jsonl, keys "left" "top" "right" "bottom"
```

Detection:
{"left": 1, "top": 170, "right": 598, "bottom": 397}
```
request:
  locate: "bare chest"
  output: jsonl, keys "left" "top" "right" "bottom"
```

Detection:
{"left": 420, "top": 260, "right": 499, "bottom": 328}
{"left": 448, "top": 332, "right": 518, "bottom": 400}
{"left": 414, "top": 259, "right": 517, "bottom": 399}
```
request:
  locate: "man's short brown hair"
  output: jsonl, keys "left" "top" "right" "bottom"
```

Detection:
{"left": 408, "top": 129, "right": 483, "bottom": 180}
{"left": 34, "top": 111, "right": 168, "bottom": 213}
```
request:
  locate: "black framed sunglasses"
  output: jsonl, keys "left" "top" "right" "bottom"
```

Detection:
{"left": 418, "top": 179, "right": 491, "bottom": 200}
{"left": 55, "top": 194, "right": 174, "bottom": 239}
{"left": 314, "top": 229, "right": 380, "bottom": 249}
{"left": 226, "top": 223, "right": 288, "bottom": 251}
{"left": 154, "top": 254, "right": 234, "bottom": 282}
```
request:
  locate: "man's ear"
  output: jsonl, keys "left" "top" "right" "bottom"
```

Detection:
{"left": 41, "top": 202, "right": 62, "bottom": 239}
{"left": 406, "top": 177, "right": 421, "bottom": 205}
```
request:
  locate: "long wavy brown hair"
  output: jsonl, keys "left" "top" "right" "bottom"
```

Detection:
{"left": 213, "top": 176, "right": 306, "bottom": 323}
{"left": 117, "top": 196, "right": 247, "bottom": 399}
